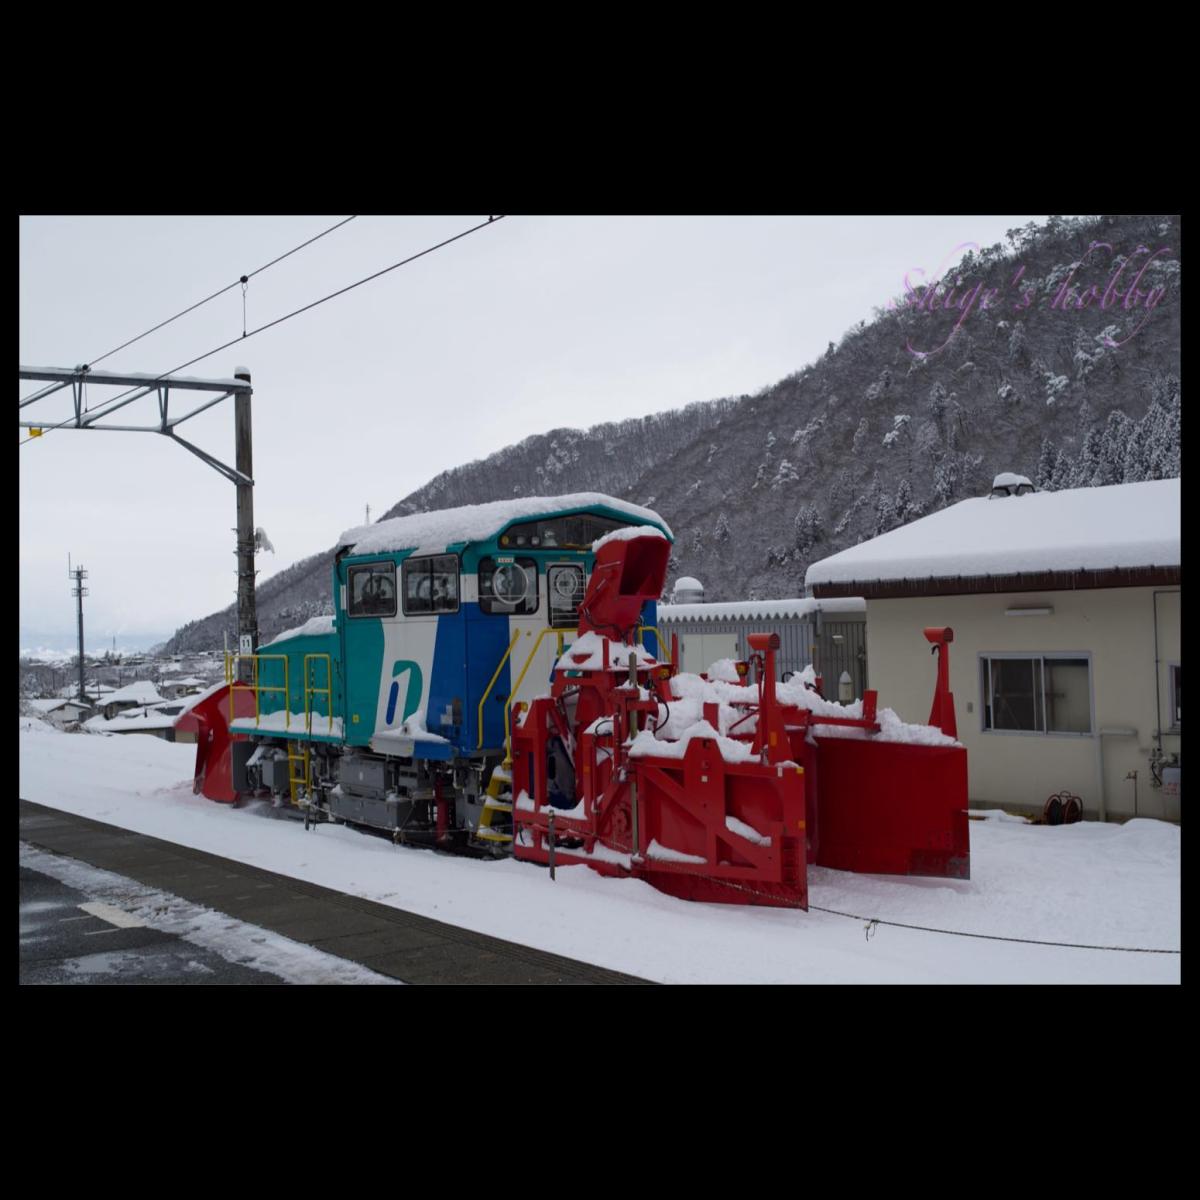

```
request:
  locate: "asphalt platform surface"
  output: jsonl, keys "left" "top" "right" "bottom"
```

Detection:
{"left": 19, "top": 799, "right": 647, "bottom": 985}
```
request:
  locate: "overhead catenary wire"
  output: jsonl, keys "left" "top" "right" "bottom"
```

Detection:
{"left": 18, "top": 216, "right": 358, "bottom": 404}
{"left": 19, "top": 215, "right": 505, "bottom": 446}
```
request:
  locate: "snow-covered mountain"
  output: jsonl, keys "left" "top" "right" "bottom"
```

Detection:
{"left": 165, "top": 213, "right": 1181, "bottom": 651}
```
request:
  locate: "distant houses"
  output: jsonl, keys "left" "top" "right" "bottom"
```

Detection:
{"left": 100, "top": 680, "right": 166, "bottom": 720}
{"left": 28, "top": 696, "right": 96, "bottom": 728}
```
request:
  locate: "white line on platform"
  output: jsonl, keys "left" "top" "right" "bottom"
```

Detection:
{"left": 79, "top": 901, "right": 147, "bottom": 929}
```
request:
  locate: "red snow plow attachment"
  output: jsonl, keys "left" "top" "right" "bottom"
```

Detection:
{"left": 173, "top": 684, "right": 253, "bottom": 804}
{"left": 511, "top": 535, "right": 969, "bottom": 908}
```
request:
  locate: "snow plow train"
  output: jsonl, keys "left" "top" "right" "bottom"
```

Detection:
{"left": 176, "top": 494, "right": 968, "bottom": 910}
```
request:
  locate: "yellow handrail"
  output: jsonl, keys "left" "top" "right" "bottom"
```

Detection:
{"left": 303, "top": 653, "right": 334, "bottom": 734}
{"left": 502, "top": 626, "right": 567, "bottom": 765}
{"left": 225, "top": 652, "right": 290, "bottom": 729}
{"left": 477, "top": 630, "right": 521, "bottom": 749}
{"left": 637, "top": 625, "right": 665, "bottom": 658}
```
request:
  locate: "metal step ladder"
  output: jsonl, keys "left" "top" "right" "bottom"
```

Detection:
{"left": 475, "top": 762, "right": 513, "bottom": 845}
{"left": 287, "top": 741, "right": 310, "bottom": 808}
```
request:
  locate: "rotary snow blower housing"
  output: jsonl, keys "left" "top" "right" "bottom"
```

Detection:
{"left": 511, "top": 534, "right": 969, "bottom": 909}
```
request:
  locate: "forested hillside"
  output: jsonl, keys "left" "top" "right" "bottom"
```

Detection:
{"left": 166, "top": 213, "right": 1180, "bottom": 651}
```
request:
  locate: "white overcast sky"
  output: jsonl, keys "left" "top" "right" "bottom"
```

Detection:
{"left": 19, "top": 214, "right": 1045, "bottom": 652}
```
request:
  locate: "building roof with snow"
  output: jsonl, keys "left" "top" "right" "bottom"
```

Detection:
{"left": 103, "top": 680, "right": 166, "bottom": 706}
{"left": 30, "top": 697, "right": 93, "bottom": 714}
{"left": 806, "top": 478, "right": 1181, "bottom": 598}
{"left": 338, "top": 493, "right": 672, "bottom": 556}
{"left": 84, "top": 692, "right": 205, "bottom": 734}
{"left": 658, "top": 597, "right": 866, "bottom": 623}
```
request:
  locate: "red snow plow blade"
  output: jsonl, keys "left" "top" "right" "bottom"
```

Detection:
{"left": 173, "top": 684, "right": 253, "bottom": 804}
{"left": 511, "top": 535, "right": 969, "bottom": 908}
{"left": 813, "top": 738, "right": 969, "bottom": 878}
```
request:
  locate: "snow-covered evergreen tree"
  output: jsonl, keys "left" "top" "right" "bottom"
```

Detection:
{"left": 771, "top": 459, "right": 800, "bottom": 489}
{"left": 1036, "top": 437, "right": 1058, "bottom": 490}
{"left": 1072, "top": 427, "right": 1104, "bottom": 488}
{"left": 794, "top": 503, "right": 823, "bottom": 553}
{"left": 874, "top": 491, "right": 895, "bottom": 536}
{"left": 932, "top": 458, "right": 959, "bottom": 506}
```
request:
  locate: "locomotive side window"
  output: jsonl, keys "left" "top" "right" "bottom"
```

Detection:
{"left": 479, "top": 556, "right": 539, "bottom": 615}
{"left": 348, "top": 562, "right": 397, "bottom": 618}
{"left": 402, "top": 554, "right": 460, "bottom": 615}
{"left": 548, "top": 564, "right": 585, "bottom": 627}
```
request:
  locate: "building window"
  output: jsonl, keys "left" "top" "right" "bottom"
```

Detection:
{"left": 1169, "top": 664, "right": 1181, "bottom": 728}
{"left": 348, "top": 562, "right": 397, "bottom": 618}
{"left": 402, "top": 554, "right": 459, "bottom": 615}
{"left": 479, "top": 556, "right": 538, "bottom": 616}
{"left": 982, "top": 655, "right": 1092, "bottom": 735}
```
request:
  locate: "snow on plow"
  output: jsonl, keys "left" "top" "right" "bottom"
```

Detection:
{"left": 511, "top": 533, "right": 969, "bottom": 908}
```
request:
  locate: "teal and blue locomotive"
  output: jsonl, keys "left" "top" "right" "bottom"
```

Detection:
{"left": 221, "top": 493, "right": 672, "bottom": 847}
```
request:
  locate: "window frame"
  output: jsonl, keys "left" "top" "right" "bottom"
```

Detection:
{"left": 1169, "top": 662, "right": 1181, "bottom": 730}
{"left": 979, "top": 651, "right": 1094, "bottom": 737}
{"left": 478, "top": 554, "right": 539, "bottom": 617}
{"left": 547, "top": 561, "right": 586, "bottom": 628}
{"left": 401, "top": 553, "right": 460, "bottom": 617}
{"left": 347, "top": 560, "right": 398, "bottom": 619}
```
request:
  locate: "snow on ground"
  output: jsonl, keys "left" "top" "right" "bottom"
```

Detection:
{"left": 18, "top": 717, "right": 1180, "bottom": 983}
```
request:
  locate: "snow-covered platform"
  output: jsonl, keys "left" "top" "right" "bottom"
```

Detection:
{"left": 18, "top": 715, "right": 1180, "bottom": 984}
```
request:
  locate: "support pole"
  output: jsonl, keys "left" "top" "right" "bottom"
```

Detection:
{"left": 69, "top": 560, "right": 88, "bottom": 702}
{"left": 76, "top": 572, "right": 85, "bottom": 702}
{"left": 234, "top": 368, "right": 257, "bottom": 678}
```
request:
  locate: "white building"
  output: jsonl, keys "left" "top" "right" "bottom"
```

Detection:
{"left": 805, "top": 478, "right": 1180, "bottom": 822}
{"left": 29, "top": 696, "right": 95, "bottom": 728}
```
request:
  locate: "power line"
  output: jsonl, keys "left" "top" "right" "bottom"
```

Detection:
{"left": 18, "top": 216, "right": 358, "bottom": 403}
{"left": 20, "top": 216, "right": 506, "bottom": 446}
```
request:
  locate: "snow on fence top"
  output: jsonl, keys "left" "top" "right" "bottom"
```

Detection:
{"left": 806, "top": 478, "right": 1180, "bottom": 588}
{"left": 658, "top": 597, "right": 866, "bottom": 623}
{"left": 262, "top": 614, "right": 336, "bottom": 646}
{"left": 339, "top": 494, "right": 671, "bottom": 556}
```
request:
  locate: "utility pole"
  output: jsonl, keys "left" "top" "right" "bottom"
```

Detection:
{"left": 365, "top": 503, "right": 370, "bottom": 525}
{"left": 69, "top": 556, "right": 88, "bottom": 702}
{"left": 234, "top": 368, "right": 258, "bottom": 679}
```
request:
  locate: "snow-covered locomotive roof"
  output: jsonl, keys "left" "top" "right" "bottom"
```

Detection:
{"left": 338, "top": 493, "right": 672, "bottom": 556}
